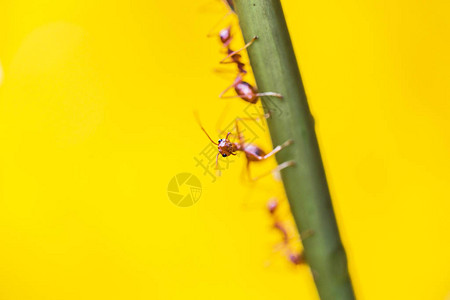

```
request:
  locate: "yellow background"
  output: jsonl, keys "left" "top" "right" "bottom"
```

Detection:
{"left": 0, "top": 0, "right": 449, "bottom": 299}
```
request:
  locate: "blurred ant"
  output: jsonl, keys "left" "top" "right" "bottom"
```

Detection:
{"left": 216, "top": 27, "right": 283, "bottom": 103}
{"left": 218, "top": 26, "right": 247, "bottom": 74}
{"left": 267, "top": 198, "right": 305, "bottom": 266}
{"left": 219, "top": 33, "right": 256, "bottom": 66}
{"left": 196, "top": 114, "right": 294, "bottom": 180}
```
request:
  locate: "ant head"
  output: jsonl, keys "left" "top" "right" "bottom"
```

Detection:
{"left": 217, "top": 136, "right": 234, "bottom": 157}
{"left": 267, "top": 199, "right": 279, "bottom": 214}
{"left": 219, "top": 27, "right": 232, "bottom": 47}
{"left": 289, "top": 252, "right": 304, "bottom": 265}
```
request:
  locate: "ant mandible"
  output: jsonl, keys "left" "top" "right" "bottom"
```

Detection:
{"left": 197, "top": 115, "right": 294, "bottom": 180}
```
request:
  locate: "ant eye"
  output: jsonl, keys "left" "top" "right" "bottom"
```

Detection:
{"left": 222, "top": 154, "right": 227, "bottom": 157}
{"left": 218, "top": 139, "right": 222, "bottom": 143}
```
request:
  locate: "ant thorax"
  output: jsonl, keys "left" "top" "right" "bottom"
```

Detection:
{"left": 218, "top": 138, "right": 236, "bottom": 157}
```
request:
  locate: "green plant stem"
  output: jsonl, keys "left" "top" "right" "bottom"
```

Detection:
{"left": 233, "top": 1, "right": 356, "bottom": 299}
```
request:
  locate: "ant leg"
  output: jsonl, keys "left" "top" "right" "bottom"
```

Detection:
{"left": 235, "top": 114, "right": 270, "bottom": 134}
{"left": 233, "top": 114, "right": 270, "bottom": 140}
{"left": 255, "top": 92, "right": 283, "bottom": 99}
{"left": 213, "top": 67, "right": 239, "bottom": 75}
{"left": 220, "top": 95, "right": 248, "bottom": 99}
{"left": 245, "top": 159, "right": 253, "bottom": 181}
{"left": 220, "top": 36, "right": 258, "bottom": 63}
{"left": 243, "top": 140, "right": 294, "bottom": 180}
{"left": 234, "top": 116, "right": 271, "bottom": 152}
{"left": 235, "top": 114, "right": 270, "bottom": 122}
{"left": 220, "top": 60, "right": 241, "bottom": 65}
{"left": 219, "top": 89, "right": 238, "bottom": 99}
{"left": 259, "top": 140, "right": 293, "bottom": 161}
{"left": 234, "top": 120, "right": 257, "bottom": 182}
{"left": 234, "top": 118, "right": 246, "bottom": 148}
{"left": 219, "top": 74, "right": 242, "bottom": 98}
{"left": 274, "top": 221, "right": 290, "bottom": 244}
{"left": 215, "top": 153, "right": 219, "bottom": 169}
{"left": 250, "top": 160, "right": 296, "bottom": 181}
{"left": 246, "top": 139, "right": 293, "bottom": 163}
{"left": 272, "top": 241, "right": 288, "bottom": 253}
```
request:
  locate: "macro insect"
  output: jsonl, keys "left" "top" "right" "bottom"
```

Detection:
{"left": 267, "top": 198, "right": 305, "bottom": 266}
{"left": 216, "top": 26, "right": 283, "bottom": 104}
{"left": 196, "top": 115, "right": 294, "bottom": 180}
{"left": 218, "top": 26, "right": 247, "bottom": 74}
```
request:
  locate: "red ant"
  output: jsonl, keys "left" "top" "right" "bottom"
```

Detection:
{"left": 267, "top": 198, "right": 305, "bottom": 266}
{"left": 216, "top": 27, "right": 283, "bottom": 103}
{"left": 218, "top": 26, "right": 247, "bottom": 74}
{"left": 196, "top": 114, "right": 294, "bottom": 180}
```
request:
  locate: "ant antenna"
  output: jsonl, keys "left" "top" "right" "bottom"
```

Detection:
{"left": 201, "top": 127, "right": 219, "bottom": 145}
{"left": 206, "top": 11, "right": 233, "bottom": 37}
{"left": 194, "top": 111, "right": 219, "bottom": 145}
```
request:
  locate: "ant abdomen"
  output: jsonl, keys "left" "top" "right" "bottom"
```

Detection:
{"left": 235, "top": 81, "right": 259, "bottom": 103}
{"left": 244, "top": 144, "right": 266, "bottom": 161}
